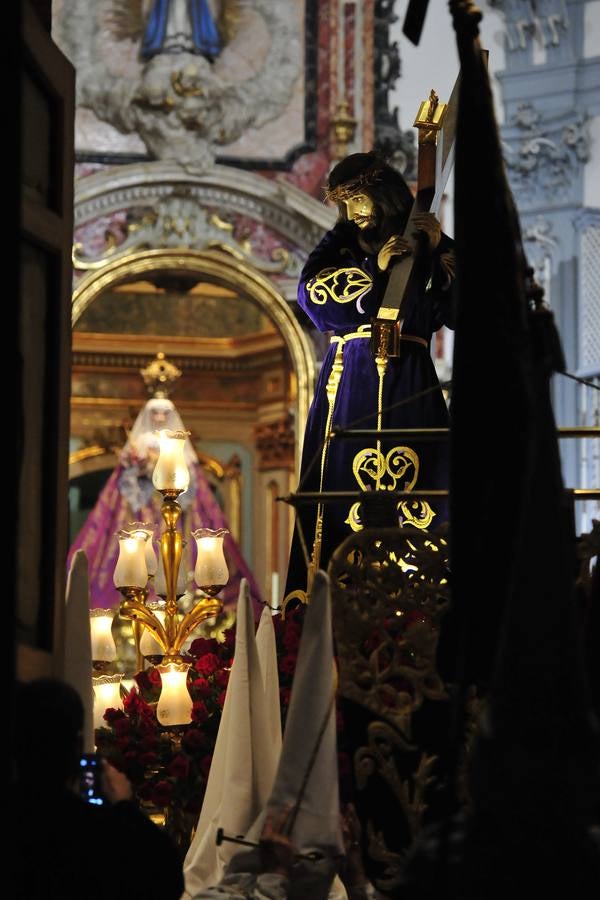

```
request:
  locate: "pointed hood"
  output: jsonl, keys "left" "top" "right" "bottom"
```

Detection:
{"left": 63, "top": 549, "right": 94, "bottom": 752}
{"left": 184, "top": 581, "right": 280, "bottom": 895}
{"left": 264, "top": 570, "right": 343, "bottom": 856}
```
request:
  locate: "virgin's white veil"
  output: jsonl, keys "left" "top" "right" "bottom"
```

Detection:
{"left": 122, "top": 397, "right": 198, "bottom": 466}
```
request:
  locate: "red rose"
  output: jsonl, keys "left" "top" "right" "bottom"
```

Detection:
{"left": 182, "top": 728, "right": 205, "bottom": 752}
{"left": 138, "top": 718, "right": 159, "bottom": 738}
{"left": 114, "top": 717, "right": 131, "bottom": 737}
{"left": 135, "top": 670, "right": 153, "bottom": 693}
{"left": 103, "top": 707, "right": 125, "bottom": 724}
{"left": 192, "top": 700, "right": 209, "bottom": 723}
{"left": 151, "top": 780, "right": 173, "bottom": 807}
{"left": 167, "top": 754, "right": 190, "bottom": 778}
{"left": 147, "top": 667, "right": 162, "bottom": 687}
{"left": 192, "top": 678, "right": 211, "bottom": 698}
{"left": 123, "top": 688, "right": 142, "bottom": 714}
{"left": 140, "top": 735, "right": 160, "bottom": 752}
{"left": 189, "top": 638, "right": 215, "bottom": 658}
{"left": 214, "top": 670, "right": 229, "bottom": 688}
{"left": 195, "top": 653, "right": 221, "bottom": 677}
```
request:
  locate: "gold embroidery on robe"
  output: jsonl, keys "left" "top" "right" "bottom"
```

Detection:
{"left": 307, "top": 267, "right": 373, "bottom": 306}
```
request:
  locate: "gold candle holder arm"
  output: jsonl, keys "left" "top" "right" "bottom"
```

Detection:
{"left": 174, "top": 596, "right": 223, "bottom": 652}
{"left": 119, "top": 589, "right": 168, "bottom": 651}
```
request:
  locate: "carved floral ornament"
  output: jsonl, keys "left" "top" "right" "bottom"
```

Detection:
{"left": 254, "top": 415, "right": 295, "bottom": 471}
{"left": 502, "top": 104, "right": 590, "bottom": 200}
{"left": 72, "top": 189, "right": 302, "bottom": 278}
{"left": 57, "top": 0, "right": 301, "bottom": 166}
{"left": 490, "top": 0, "right": 570, "bottom": 51}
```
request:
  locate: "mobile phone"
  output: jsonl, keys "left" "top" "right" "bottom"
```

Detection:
{"left": 79, "top": 752, "right": 105, "bottom": 806}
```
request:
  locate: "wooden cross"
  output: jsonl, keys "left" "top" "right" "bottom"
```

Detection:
{"left": 370, "top": 74, "right": 459, "bottom": 359}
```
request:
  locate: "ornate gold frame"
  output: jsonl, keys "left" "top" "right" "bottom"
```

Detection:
{"left": 71, "top": 247, "right": 315, "bottom": 470}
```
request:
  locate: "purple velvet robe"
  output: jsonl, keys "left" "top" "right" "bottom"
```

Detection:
{"left": 284, "top": 220, "right": 455, "bottom": 603}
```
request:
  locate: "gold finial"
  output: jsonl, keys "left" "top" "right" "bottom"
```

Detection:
{"left": 140, "top": 352, "right": 182, "bottom": 398}
{"left": 413, "top": 89, "right": 448, "bottom": 144}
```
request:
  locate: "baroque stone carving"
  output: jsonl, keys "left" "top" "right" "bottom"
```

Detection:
{"left": 490, "top": 0, "right": 569, "bottom": 50}
{"left": 57, "top": 0, "right": 301, "bottom": 166}
{"left": 521, "top": 216, "right": 558, "bottom": 285}
{"left": 74, "top": 162, "right": 334, "bottom": 258}
{"left": 502, "top": 104, "right": 590, "bottom": 202}
{"left": 373, "top": 0, "right": 415, "bottom": 178}
{"left": 254, "top": 415, "right": 295, "bottom": 471}
{"left": 73, "top": 187, "right": 302, "bottom": 277}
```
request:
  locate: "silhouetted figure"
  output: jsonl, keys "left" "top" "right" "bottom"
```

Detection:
{"left": 10, "top": 678, "right": 184, "bottom": 900}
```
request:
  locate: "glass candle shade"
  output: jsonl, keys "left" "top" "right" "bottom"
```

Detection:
{"left": 92, "top": 673, "right": 124, "bottom": 731}
{"left": 90, "top": 609, "right": 117, "bottom": 662}
{"left": 139, "top": 602, "right": 167, "bottom": 657}
{"left": 128, "top": 523, "right": 158, "bottom": 577}
{"left": 192, "top": 528, "right": 229, "bottom": 594}
{"left": 113, "top": 530, "right": 148, "bottom": 588}
{"left": 156, "top": 662, "right": 192, "bottom": 726}
{"left": 152, "top": 429, "right": 190, "bottom": 493}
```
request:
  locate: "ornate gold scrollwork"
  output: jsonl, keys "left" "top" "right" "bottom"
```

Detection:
{"left": 329, "top": 527, "right": 451, "bottom": 891}
{"left": 307, "top": 266, "right": 373, "bottom": 307}
{"left": 330, "top": 528, "right": 450, "bottom": 736}
{"left": 345, "top": 446, "right": 435, "bottom": 531}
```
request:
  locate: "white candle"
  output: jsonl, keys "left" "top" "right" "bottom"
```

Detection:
{"left": 156, "top": 663, "right": 192, "bottom": 726}
{"left": 113, "top": 534, "right": 148, "bottom": 588}
{"left": 192, "top": 529, "right": 229, "bottom": 590}
{"left": 271, "top": 572, "right": 280, "bottom": 611}
{"left": 152, "top": 429, "right": 190, "bottom": 492}
{"left": 89, "top": 609, "right": 117, "bottom": 662}
{"left": 92, "top": 674, "right": 123, "bottom": 730}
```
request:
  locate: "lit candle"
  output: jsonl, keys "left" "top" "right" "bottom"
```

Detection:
{"left": 152, "top": 429, "right": 190, "bottom": 492}
{"left": 139, "top": 602, "right": 167, "bottom": 657}
{"left": 89, "top": 609, "right": 117, "bottom": 662}
{"left": 192, "top": 528, "right": 229, "bottom": 593}
{"left": 271, "top": 572, "right": 280, "bottom": 612}
{"left": 156, "top": 662, "right": 192, "bottom": 726}
{"left": 92, "top": 674, "right": 123, "bottom": 730}
{"left": 129, "top": 523, "right": 158, "bottom": 577}
{"left": 113, "top": 531, "right": 148, "bottom": 588}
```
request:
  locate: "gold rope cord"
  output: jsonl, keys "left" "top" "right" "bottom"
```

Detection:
{"left": 308, "top": 338, "right": 346, "bottom": 592}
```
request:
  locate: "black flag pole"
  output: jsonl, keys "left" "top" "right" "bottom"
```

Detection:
{"left": 403, "top": 0, "right": 431, "bottom": 45}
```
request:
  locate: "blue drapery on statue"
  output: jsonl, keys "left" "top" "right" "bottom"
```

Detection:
{"left": 141, "top": 0, "right": 221, "bottom": 61}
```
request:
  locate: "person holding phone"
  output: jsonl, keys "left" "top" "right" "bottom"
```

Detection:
{"left": 10, "top": 678, "right": 184, "bottom": 900}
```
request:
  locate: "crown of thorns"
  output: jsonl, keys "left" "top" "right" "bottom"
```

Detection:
{"left": 323, "top": 167, "right": 385, "bottom": 202}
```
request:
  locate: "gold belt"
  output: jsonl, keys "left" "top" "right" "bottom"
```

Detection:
{"left": 331, "top": 326, "right": 427, "bottom": 348}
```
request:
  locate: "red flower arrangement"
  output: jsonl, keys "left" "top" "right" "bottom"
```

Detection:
{"left": 95, "top": 606, "right": 307, "bottom": 853}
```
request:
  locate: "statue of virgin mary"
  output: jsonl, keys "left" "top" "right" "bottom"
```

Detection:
{"left": 68, "top": 393, "right": 262, "bottom": 613}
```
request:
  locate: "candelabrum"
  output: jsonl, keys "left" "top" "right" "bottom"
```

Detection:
{"left": 113, "top": 428, "right": 230, "bottom": 725}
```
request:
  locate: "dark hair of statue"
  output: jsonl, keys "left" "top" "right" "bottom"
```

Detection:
{"left": 331, "top": 158, "right": 415, "bottom": 254}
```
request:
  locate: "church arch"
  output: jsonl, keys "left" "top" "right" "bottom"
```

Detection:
{"left": 71, "top": 246, "right": 315, "bottom": 466}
